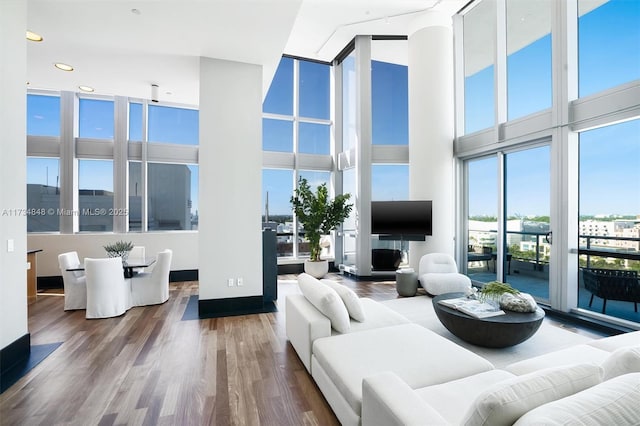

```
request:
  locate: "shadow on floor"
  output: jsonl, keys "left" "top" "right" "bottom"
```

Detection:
{"left": 1, "top": 342, "right": 62, "bottom": 394}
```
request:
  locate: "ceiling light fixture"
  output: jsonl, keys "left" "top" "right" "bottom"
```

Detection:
{"left": 151, "top": 84, "right": 159, "bottom": 103}
{"left": 131, "top": 8, "right": 141, "bottom": 15}
{"left": 26, "top": 31, "right": 43, "bottom": 42}
{"left": 79, "top": 85, "right": 95, "bottom": 93}
{"left": 54, "top": 63, "right": 74, "bottom": 72}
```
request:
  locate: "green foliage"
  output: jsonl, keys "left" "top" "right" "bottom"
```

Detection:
{"left": 469, "top": 215, "right": 498, "bottom": 222}
{"left": 479, "top": 281, "right": 519, "bottom": 302}
{"left": 103, "top": 240, "right": 133, "bottom": 253}
{"left": 290, "top": 178, "right": 353, "bottom": 261}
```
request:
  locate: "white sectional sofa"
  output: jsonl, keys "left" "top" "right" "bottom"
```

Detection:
{"left": 286, "top": 293, "right": 410, "bottom": 373}
{"left": 286, "top": 274, "right": 640, "bottom": 425}
{"left": 362, "top": 331, "right": 640, "bottom": 426}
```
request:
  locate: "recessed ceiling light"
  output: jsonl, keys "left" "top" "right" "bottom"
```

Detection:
{"left": 26, "top": 31, "right": 43, "bottom": 42}
{"left": 54, "top": 63, "right": 74, "bottom": 72}
{"left": 79, "top": 85, "right": 95, "bottom": 93}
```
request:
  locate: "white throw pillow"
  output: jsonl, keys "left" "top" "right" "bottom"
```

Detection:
{"left": 462, "top": 364, "right": 604, "bottom": 426}
{"left": 297, "top": 273, "right": 350, "bottom": 333}
{"left": 514, "top": 373, "right": 640, "bottom": 426}
{"left": 320, "top": 279, "right": 366, "bottom": 322}
{"left": 602, "top": 345, "right": 640, "bottom": 380}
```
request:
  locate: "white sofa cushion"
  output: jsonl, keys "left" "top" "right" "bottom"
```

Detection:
{"left": 285, "top": 295, "right": 410, "bottom": 374}
{"left": 505, "top": 345, "right": 610, "bottom": 376}
{"left": 298, "top": 273, "right": 350, "bottom": 333}
{"left": 334, "top": 298, "right": 410, "bottom": 335}
{"left": 461, "top": 364, "right": 604, "bottom": 426}
{"left": 419, "top": 273, "right": 472, "bottom": 296}
{"left": 320, "top": 279, "right": 366, "bottom": 322}
{"left": 586, "top": 330, "right": 640, "bottom": 352}
{"left": 416, "top": 370, "right": 516, "bottom": 425}
{"left": 602, "top": 346, "right": 640, "bottom": 380}
{"left": 363, "top": 372, "right": 450, "bottom": 426}
{"left": 312, "top": 323, "right": 494, "bottom": 417}
{"left": 514, "top": 373, "right": 640, "bottom": 426}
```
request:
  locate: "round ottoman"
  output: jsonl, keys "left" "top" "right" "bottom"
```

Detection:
{"left": 396, "top": 268, "right": 418, "bottom": 296}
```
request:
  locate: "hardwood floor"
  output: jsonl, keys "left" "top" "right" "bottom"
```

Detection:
{"left": 1, "top": 274, "right": 602, "bottom": 425}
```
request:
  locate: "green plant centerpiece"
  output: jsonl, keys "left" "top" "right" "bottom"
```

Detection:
{"left": 103, "top": 240, "right": 134, "bottom": 263}
{"left": 477, "top": 281, "right": 519, "bottom": 302}
{"left": 290, "top": 177, "right": 353, "bottom": 278}
{"left": 478, "top": 281, "right": 537, "bottom": 313}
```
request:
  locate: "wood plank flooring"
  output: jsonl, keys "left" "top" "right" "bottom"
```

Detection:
{"left": 1, "top": 274, "right": 601, "bottom": 425}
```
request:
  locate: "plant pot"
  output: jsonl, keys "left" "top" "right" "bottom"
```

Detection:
{"left": 304, "top": 259, "right": 329, "bottom": 279}
{"left": 106, "top": 250, "right": 130, "bottom": 263}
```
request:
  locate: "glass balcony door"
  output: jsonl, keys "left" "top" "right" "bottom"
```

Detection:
{"left": 503, "top": 145, "right": 551, "bottom": 302}
{"left": 466, "top": 156, "right": 499, "bottom": 284}
{"left": 465, "top": 145, "right": 552, "bottom": 301}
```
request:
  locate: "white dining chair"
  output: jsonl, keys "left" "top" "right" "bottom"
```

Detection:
{"left": 58, "top": 251, "right": 87, "bottom": 310}
{"left": 130, "top": 249, "right": 172, "bottom": 306}
{"left": 85, "top": 257, "right": 132, "bottom": 319}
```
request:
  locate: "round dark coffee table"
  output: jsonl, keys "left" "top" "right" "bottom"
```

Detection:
{"left": 433, "top": 292, "right": 545, "bottom": 348}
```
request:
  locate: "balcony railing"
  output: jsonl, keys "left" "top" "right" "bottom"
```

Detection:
{"left": 470, "top": 230, "right": 640, "bottom": 269}
{"left": 468, "top": 229, "right": 551, "bottom": 270}
{"left": 579, "top": 234, "right": 640, "bottom": 267}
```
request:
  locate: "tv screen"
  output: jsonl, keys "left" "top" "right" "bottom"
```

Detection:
{"left": 371, "top": 200, "right": 432, "bottom": 236}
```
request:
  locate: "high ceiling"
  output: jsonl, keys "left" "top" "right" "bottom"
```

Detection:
{"left": 26, "top": 0, "right": 466, "bottom": 106}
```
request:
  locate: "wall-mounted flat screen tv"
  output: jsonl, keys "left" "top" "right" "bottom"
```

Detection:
{"left": 371, "top": 200, "right": 432, "bottom": 236}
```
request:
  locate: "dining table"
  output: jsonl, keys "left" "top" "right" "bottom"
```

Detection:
{"left": 67, "top": 257, "right": 156, "bottom": 278}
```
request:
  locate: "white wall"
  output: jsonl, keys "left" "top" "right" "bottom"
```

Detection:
{"left": 198, "top": 58, "right": 263, "bottom": 300}
{"left": 0, "top": 0, "right": 28, "bottom": 349}
{"left": 27, "top": 232, "right": 198, "bottom": 276}
{"left": 408, "top": 18, "right": 456, "bottom": 268}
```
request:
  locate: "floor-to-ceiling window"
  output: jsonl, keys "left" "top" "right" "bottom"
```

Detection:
{"left": 261, "top": 56, "right": 332, "bottom": 260}
{"left": 456, "top": 0, "right": 640, "bottom": 327}
{"left": 578, "top": 119, "right": 640, "bottom": 322}
{"left": 334, "top": 37, "right": 410, "bottom": 274}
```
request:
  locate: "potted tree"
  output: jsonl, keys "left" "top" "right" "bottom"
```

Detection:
{"left": 290, "top": 177, "right": 353, "bottom": 278}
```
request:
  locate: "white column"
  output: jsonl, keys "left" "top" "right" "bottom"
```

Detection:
{"left": 198, "top": 57, "right": 263, "bottom": 301}
{"left": 408, "top": 15, "right": 456, "bottom": 269}
{"left": 113, "top": 96, "right": 128, "bottom": 233}
{"left": 59, "top": 91, "right": 78, "bottom": 233}
{"left": 551, "top": 0, "right": 579, "bottom": 312}
{"left": 0, "top": 0, "right": 28, "bottom": 349}
{"left": 354, "top": 36, "right": 373, "bottom": 276}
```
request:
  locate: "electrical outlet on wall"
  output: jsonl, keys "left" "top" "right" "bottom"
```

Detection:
{"left": 227, "top": 278, "right": 235, "bottom": 287}
{"left": 237, "top": 277, "right": 243, "bottom": 286}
